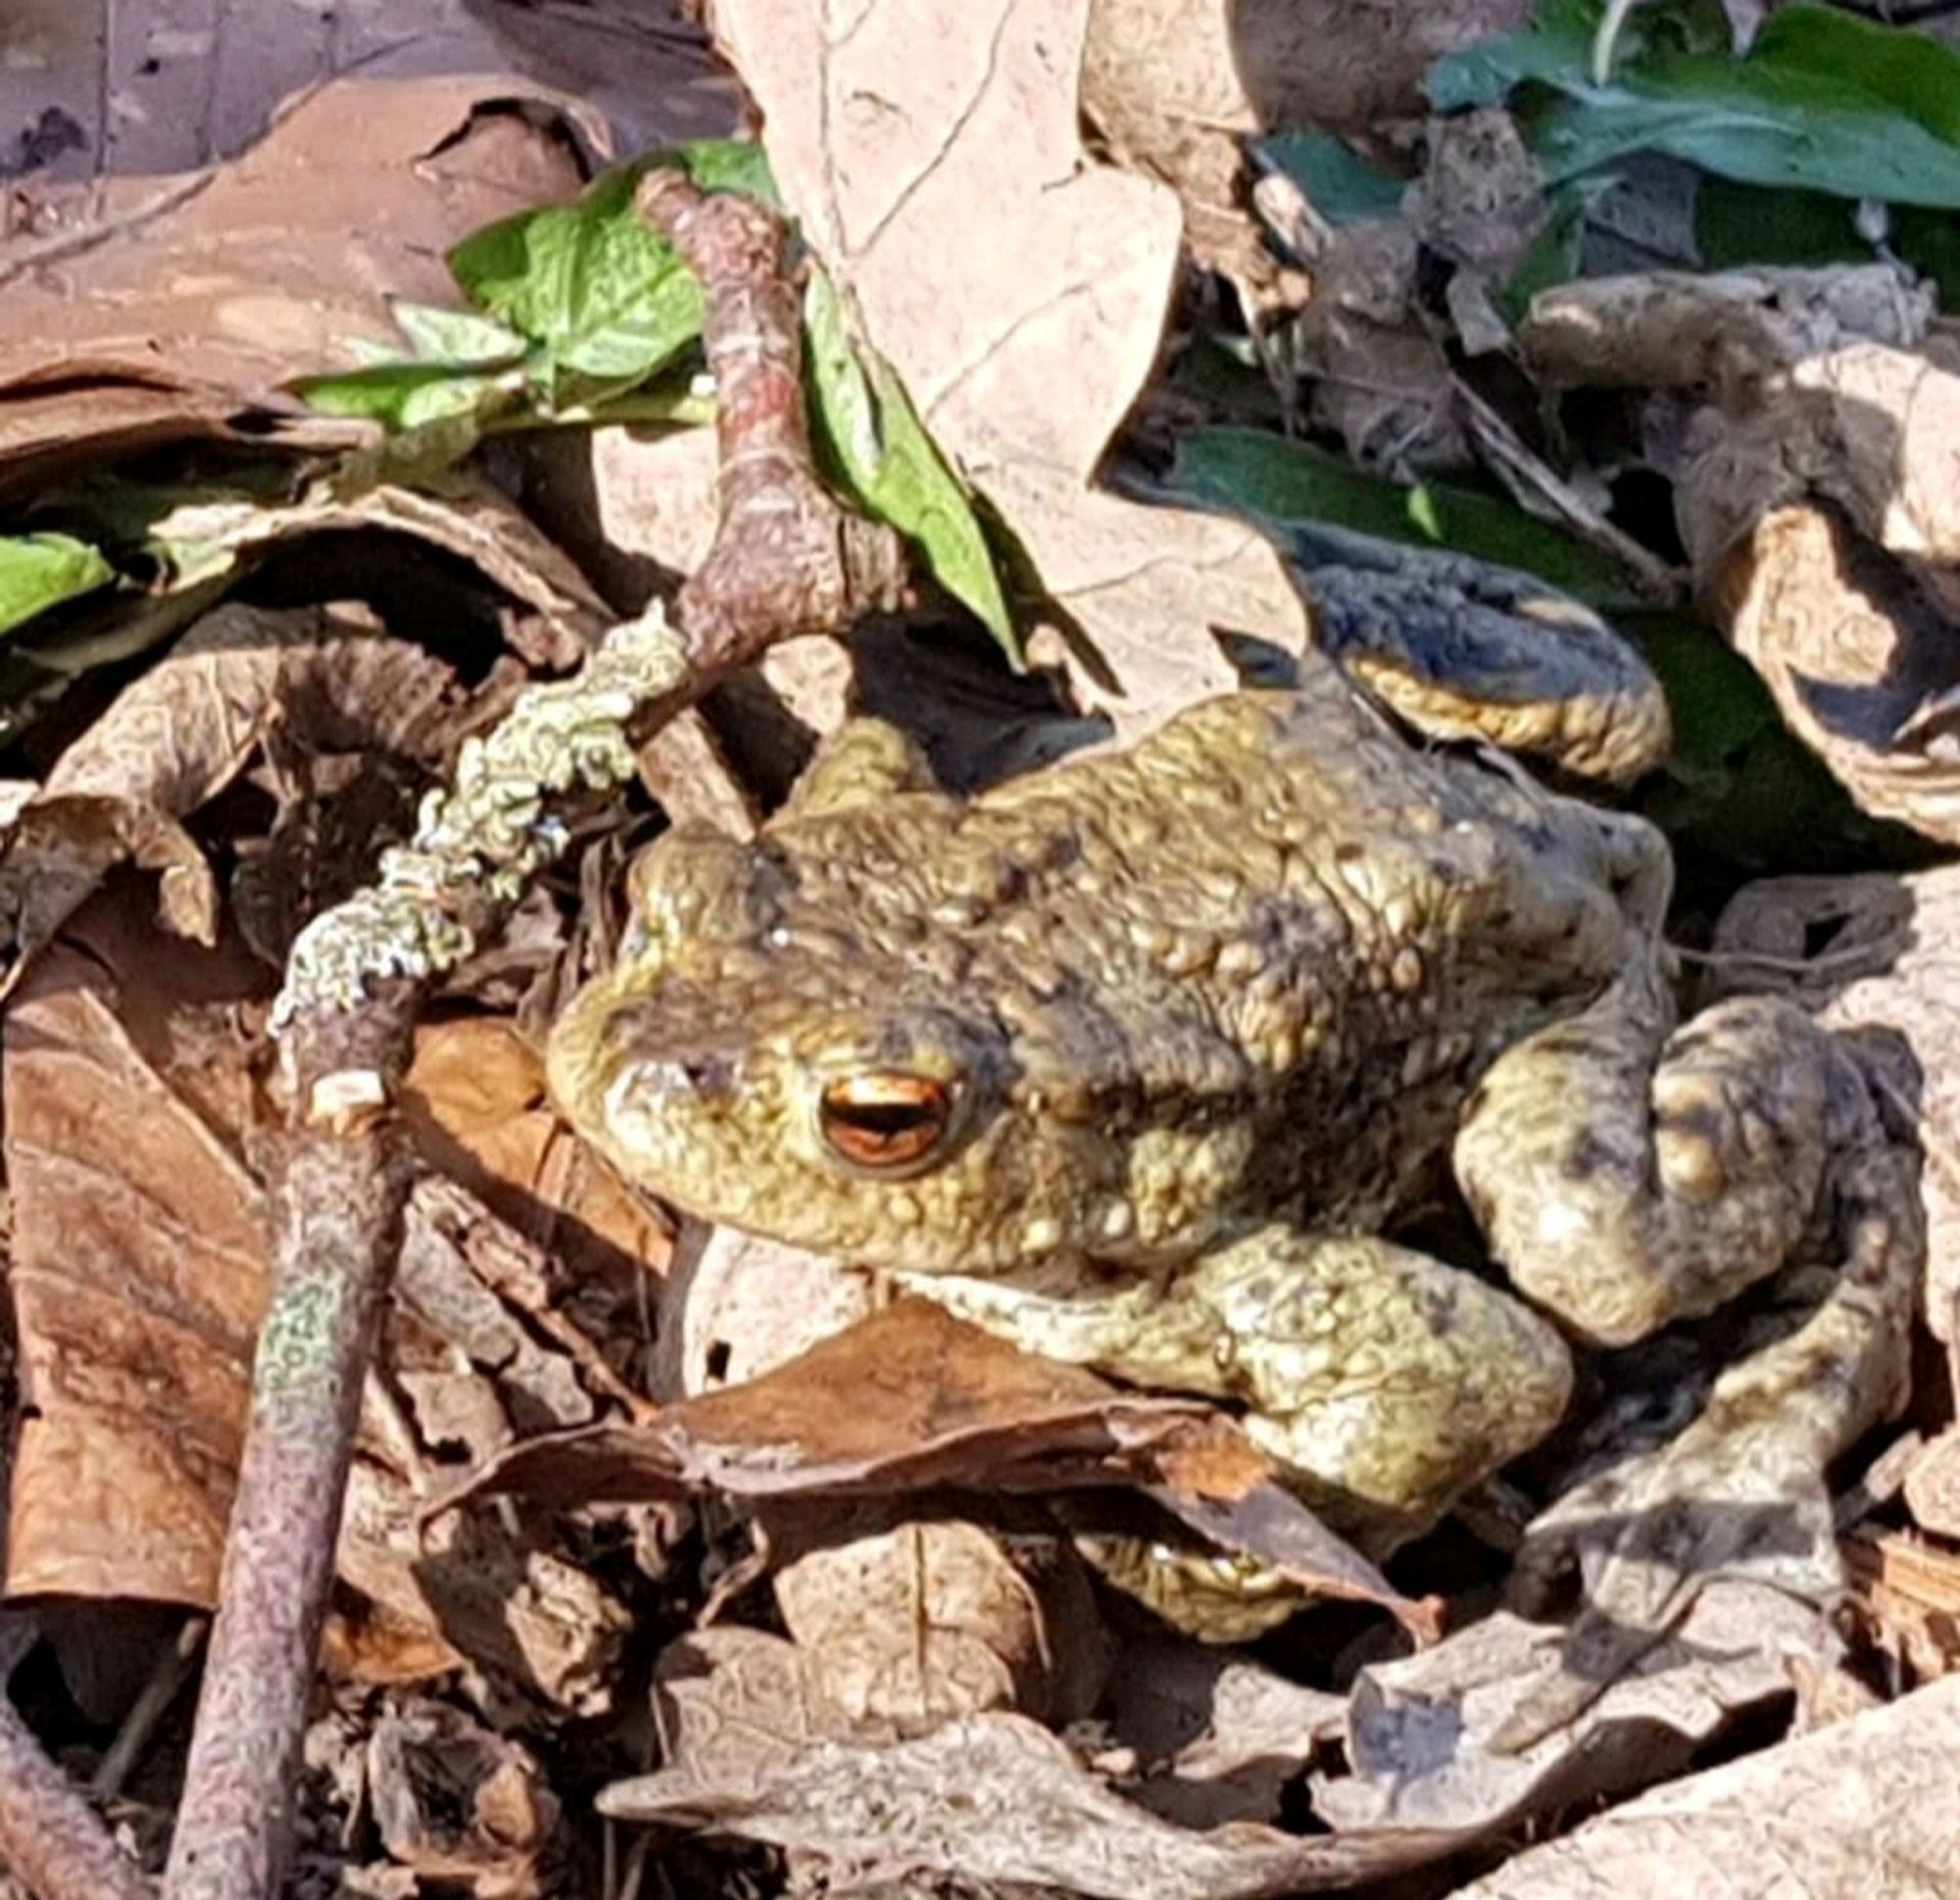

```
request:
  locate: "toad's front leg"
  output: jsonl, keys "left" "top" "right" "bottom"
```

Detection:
{"left": 896, "top": 1226, "right": 1573, "bottom": 1556}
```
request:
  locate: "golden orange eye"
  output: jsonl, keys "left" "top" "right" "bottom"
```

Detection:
{"left": 818, "top": 1072, "right": 955, "bottom": 1172}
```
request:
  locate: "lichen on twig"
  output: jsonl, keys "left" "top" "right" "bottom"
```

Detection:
{"left": 273, "top": 603, "right": 686, "bottom": 1027}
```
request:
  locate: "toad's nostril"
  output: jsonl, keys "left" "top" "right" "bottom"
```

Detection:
{"left": 615, "top": 1053, "right": 733, "bottom": 1110}
{"left": 680, "top": 1054, "right": 733, "bottom": 1094}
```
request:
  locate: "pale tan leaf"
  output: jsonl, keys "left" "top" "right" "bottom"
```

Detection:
{"left": 711, "top": 0, "right": 1310, "bottom": 736}
{"left": 1316, "top": 1586, "right": 1837, "bottom": 1834}
{"left": 602, "top": 1627, "right": 1456, "bottom": 1898}
{"left": 1451, "top": 1675, "right": 1960, "bottom": 1900}
{"left": 773, "top": 1512, "right": 1109, "bottom": 1730}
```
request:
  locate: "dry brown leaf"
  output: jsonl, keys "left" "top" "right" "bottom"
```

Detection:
{"left": 0, "top": 74, "right": 593, "bottom": 398}
{"left": 772, "top": 1508, "right": 1110, "bottom": 1730}
{"left": 602, "top": 1626, "right": 1457, "bottom": 1899}
{"left": 0, "top": 0, "right": 731, "bottom": 218}
{"left": 2, "top": 900, "right": 270, "bottom": 1604}
{"left": 467, "top": 1296, "right": 1433, "bottom": 1636}
{"left": 1519, "top": 267, "right": 1933, "bottom": 401}
{"left": 1843, "top": 1526, "right": 1960, "bottom": 1682}
{"left": 1079, "top": 0, "right": 1282, "bottom": 303}
{"left": 0, "top": 602, "right": 462, "bottom": 997}
{"left": 341, "top": 1449, "right": 633, "bottom": 1721}
{"left": 463, "top": 1296, "right": 1220, "bottom": 1505}
{"left": 711, "top": 0, "right": 1311, "bottom": 736}
{"left": 397, "top": 1186, "right": 598, "bottom": 1440}
{"left": 1450, "top": 1674, "right": 1960, "bottom": 1900}
{"left": 1282, "top": 216, "right": 1469, "bottom": 471}
{"left": 402, "top": 1019, "right": 671, "bottom": 1297}
{"left": 1521, "top": 283, "right": 1960, "bottom": 841}
{"left": 0, "top": 361, "right": 362, "bottom": 506}
{"left": 1079, "top": 0, "right": 1528, "bottom": 304}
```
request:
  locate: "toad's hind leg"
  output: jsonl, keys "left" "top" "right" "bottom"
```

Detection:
{"left": 1456, "top": 975, "right": 1921, "bottom": 1745}
{"left": 1453, "top": 970, "right": 1863, "bottom": 1346}
{"left": 896, "top": 1227, "right": 1574, "bottom": 1557}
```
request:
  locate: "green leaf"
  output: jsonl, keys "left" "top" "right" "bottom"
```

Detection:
{"left": 1165, "top": 426, "right": 1635, "bottom": 606}
{"left": 804, "top": 268, "right": 1017, "bottom": 658}
{"left": 387, "top": 299, "right": 529, "bottom": 365}
{"left": 1432, "top": 0, "right": 1960, "bottom": 210}
{"left": 676, "top": 138, "right": 782, "bottom": 208}
{"left": 1497, "top": 173, "right": 1612, "bottom": 321}
{"left": 292, "top": 361, "right": 519, "bottom": 431}
{"left": 1695, "top": 178, "right": 1960, "bottom": 309}
{"left": 1427, "top": 0, "right": 1606, "bottom": 111}
{"left": 1257, "top": 131, "right": 1406, "bottom": 224}
{"left": 446, "top": 140, "right": 775, "bottom": 387}
{"left": 1748, "top": 4, "right": 1960, "bottom": 143}
{"left": 0, "top": 533, "right": 116, "bottom": 636}
{"left": 1693, "top": 176, "right": 1864, "bottom": 269}
{"left": 449, "top": 159, "right": 703, "bottom": 382}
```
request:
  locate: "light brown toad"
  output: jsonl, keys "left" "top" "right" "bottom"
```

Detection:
{"left": 550, "top": 658, "right": 1913, "bottom": 1634}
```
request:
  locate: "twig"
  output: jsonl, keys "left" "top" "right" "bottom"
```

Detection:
{"left": 1455, "top": 379, "right": 1685, "bottom": 607}
{"left": 91, "top": 1618, "right": 208, "bottom": 1802}
{"left": 160, "top": 175, "right": 903, "bottom": 1900}
{"left": 0, "top": 1693, "right": 152, "bottom": 1900}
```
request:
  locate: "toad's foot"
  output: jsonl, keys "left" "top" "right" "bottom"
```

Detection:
{"left": 1488, "top": 1077, "right": 1922, "bottom": 1752}
{"left": 893, "top": 1225, "right": 1574, "bottom": 1556}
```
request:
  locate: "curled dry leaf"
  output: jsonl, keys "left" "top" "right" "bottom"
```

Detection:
{"left": 133, "top": 470, "right": 614, "bottom": 667}
{"left": 0, "top": 361, "right": 363, "bottom": 508}
{"left": 1519, "top": 266, "right": 1934, "bottom": 403}
{"left": 711, "top": 0, "right": 1310, "bottom": 735}
{"left": 1449, "top": 1674, "right": 1960, "bottom": 1900}
{"left": 1521, "top": 272, "right": 1960, "bottom": 843}
{"left": 602, "top": 1627, "right": 1456, "bottom": 1900}
{"left": 0, "top": 602, "right": 462, "bottom": 999}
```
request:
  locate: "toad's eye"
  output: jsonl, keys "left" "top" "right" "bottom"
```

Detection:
{"left": 818, "top": 1072, "right": 955, "bottom": 1173}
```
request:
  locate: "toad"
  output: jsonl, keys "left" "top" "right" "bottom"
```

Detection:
{"left": 548, "top": 655, "right": 1914, "bottom": 1644}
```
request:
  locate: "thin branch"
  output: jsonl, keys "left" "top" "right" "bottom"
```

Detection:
{"left": 159, "top": 175, "right": 903, "bottom": 1900}
{"left": 0, "top": 1693, "right": 153, "bottom": 1900}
